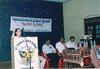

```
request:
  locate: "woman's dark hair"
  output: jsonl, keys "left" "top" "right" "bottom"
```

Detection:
{"left": 14, "top": 28, "right": 22, "bottom": 36}
{"left": 70, "top": 36, "right": 75, "bottom": 40}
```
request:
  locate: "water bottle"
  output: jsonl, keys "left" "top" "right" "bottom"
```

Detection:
{"left": 93, "top": 40, "right": 96, "bottom": 49}
{"left": 90, "top": 40, "right": 93, "bottom": 48}
{"left": 83, "top": 41, "right": 85, "bottom": 47}
{"left": 85, "top": 41, "right": 88, "bottom": 47}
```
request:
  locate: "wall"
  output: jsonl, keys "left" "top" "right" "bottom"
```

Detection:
{"left": 0, "top": 0, "right": 64, "bottom": 61}
{"left": 63, "top": 0, "right": 100, "bottom": 41}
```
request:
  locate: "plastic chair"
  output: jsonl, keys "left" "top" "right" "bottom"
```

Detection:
{"left": 42, "top": 53, "right": 50, "bottom": 69}
{"left": 58, "top": 57, "right": 64, "bottom": 68}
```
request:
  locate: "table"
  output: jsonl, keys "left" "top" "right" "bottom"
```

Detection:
{"left": 63, "top": 49, "right": 91, "bottom": 68}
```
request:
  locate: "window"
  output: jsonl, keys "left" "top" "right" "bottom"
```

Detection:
{"left": 84, "top": 17, "right": 100, "bottom": 44}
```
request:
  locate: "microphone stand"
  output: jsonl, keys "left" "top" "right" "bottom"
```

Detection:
{"left": 23, "top": 28, "right": 32, "bottom": 69}
{"left": 24, "top": 37, "right": 32, "bottom": 69}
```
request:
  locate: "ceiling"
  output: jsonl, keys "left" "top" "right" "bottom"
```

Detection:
{"left": 44, "top": 0, "right": 71, "bottom": 3}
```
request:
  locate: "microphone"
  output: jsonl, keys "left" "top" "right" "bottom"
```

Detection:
{"left": 22, "top": 27, "right": 24, "bottom": 31}
{"left": 22, "top": 28, "right": 24, "bottom": 37}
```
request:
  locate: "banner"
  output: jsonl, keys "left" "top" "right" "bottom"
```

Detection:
{"left": 10, "top": 16, "right": 52, "bottom": 32}
{"left": 11, "top": 37, "right": 39, "bottom": 69}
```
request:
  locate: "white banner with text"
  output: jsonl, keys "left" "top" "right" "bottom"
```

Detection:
{"left": 10, "top": 16, "right": 52, "bottom": 32}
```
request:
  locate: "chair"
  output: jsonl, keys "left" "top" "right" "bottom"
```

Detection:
{"left": 42, "top": 53, "right": 50, "bottom": 68}
{"left": 58, "top": 57, "right": 64, "bottom": 68}
{"left": 44, "top": 58, "right": 50, "bottom": 68}
{"left": 38, "top": 52, "right": 50, "bottom": 69}
{"left": 56, "top": 49, "right": 64, "bottom": 68}
{"left": 42, "top": 51, "right": 65, "bottom": 68}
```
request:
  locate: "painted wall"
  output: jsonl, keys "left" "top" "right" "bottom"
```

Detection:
{"left": 0, "top": 0, "right": 64, "bottom": 61}
{"left": 63, "top": 0, "right": 100, "bottom": 42}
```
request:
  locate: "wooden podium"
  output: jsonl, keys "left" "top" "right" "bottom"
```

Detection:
{"left": 11, "top": 37, "right": 39, "bottom": 69}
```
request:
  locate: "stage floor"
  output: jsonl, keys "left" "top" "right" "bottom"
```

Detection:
{"left": 0, "top": 61, "right": 11, "bottom": 69}
{"left": 0, "top": 61, "right": 95, "bottom": 69}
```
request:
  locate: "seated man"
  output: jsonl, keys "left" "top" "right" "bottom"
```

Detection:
{"left": 42, "top": 39, "right": 59, "bottom": 68}
{"left": 56, "top": 37, "right": 66, "bottom": 57}
{"left": 65, "top": 36, "right": 77, "bottom": 50}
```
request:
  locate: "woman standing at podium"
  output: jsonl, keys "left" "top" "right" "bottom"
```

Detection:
{"left": 11, "top": 28, "right": 46, "bottom": 69}
{"left": 11, "top": 28, "right": 22, "bottom": 68}
{"left": 11, "top": 28, "right": 22, "bottom": 50}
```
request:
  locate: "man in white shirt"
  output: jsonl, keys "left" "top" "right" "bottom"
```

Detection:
{"left": 42, "top": 40, "right": 56, "bottom": 54}
{"left": 42, "top": 39, "right": 59, "bottom": 68}
{"left": 56, "top": 37, "right": 66, "bottom": 57}
{"left": 65, "top": 36, "right": 77, "bottom": 50}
